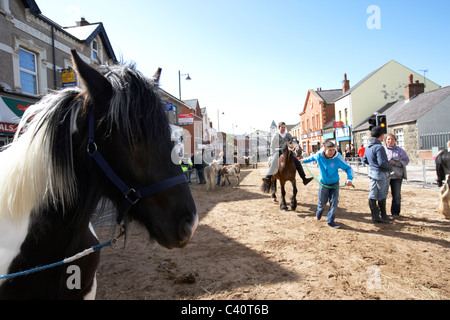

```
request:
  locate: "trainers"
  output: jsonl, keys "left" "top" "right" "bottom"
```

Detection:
{"left": 316, "top": 210, "right": 324, "bottom": 220}
{"left": 327, "top": 222, "right": 340, "bottom": 228}
{"left": 303, "top": 177, "right": 313, "bottom": 185}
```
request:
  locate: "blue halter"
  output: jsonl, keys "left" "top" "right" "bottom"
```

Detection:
{"left": 87, "top": 110, "right": 188, "bottom": 224}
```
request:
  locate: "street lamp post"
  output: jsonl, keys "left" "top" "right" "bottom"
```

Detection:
{"left": 217, "top": 109, "right": 224, "bottom": 132}
{"left": 178, "top": 70, "right": 191, "bottom": 100}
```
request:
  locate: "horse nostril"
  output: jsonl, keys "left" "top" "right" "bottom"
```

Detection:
{"left": 179, "top": 213, "right": 198, "bottom": 247}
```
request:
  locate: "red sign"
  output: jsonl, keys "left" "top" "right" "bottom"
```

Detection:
{"left": 178, "top": 113, "right": 194, "bottom": 125}
{"left": 333, "top": 121, "right": 344, "bottom": 128}
{"left": 0, "top": 122, "right": 19, "bottom": 133}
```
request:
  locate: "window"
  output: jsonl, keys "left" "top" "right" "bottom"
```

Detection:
{"left": 394, "top": 129, "right": 405, "bottom": 148}
{"left": 19, "top": 48, "right": 37, "bottom": 94}
{"left": 361, "top": 134, "right": 368, "bottom": 147}
{"left": 92, "top": 40, "right": 98, "bottom": 60}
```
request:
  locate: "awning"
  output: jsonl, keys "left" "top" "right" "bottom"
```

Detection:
{"left": 0, "top": 95, "right": 34, "bottom": 123}
{"left": 0, "top": 94, "right": 35, "bottom": 134}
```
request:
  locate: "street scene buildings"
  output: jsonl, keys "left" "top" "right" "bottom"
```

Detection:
{"left": 1, "top": 0, "right": 449, "bottom": 165}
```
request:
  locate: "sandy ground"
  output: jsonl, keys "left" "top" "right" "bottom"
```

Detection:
{"left": 94, "top": 163, "right": 449, "bottom": 300}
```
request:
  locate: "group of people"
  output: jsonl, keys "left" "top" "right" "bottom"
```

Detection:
{"left": 184, "top": 120, "right": 411, "bottom": 229}
{"left": 263, "top": 121, "right": 410, "bottom": 229}
{"left": 363, "top": 126, "right": 409, "bottom": 223}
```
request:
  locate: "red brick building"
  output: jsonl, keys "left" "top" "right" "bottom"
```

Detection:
{"left": 300, "top": 88, "right": 341, "bottom": 154}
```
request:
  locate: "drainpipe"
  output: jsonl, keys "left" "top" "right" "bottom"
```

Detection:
{"left": 51, "top": 25, "right": 57, "bottom": 90}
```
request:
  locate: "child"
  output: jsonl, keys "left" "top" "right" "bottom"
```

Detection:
{"left": 302, "top": 140, "right": 354, "bottom": 228}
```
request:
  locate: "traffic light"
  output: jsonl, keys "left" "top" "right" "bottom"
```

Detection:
{"left": 376, "top": 114, "right": 387, "bottom": 134}
{"left": 368, "top": 115, "right": 377, "bottom": 130}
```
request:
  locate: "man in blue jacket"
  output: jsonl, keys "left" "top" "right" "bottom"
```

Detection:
{"left": 362, "top": 126, "right": 394, "bottom": 223}
{"left": 303, "top": 140, "right": 353, "bottom": 228}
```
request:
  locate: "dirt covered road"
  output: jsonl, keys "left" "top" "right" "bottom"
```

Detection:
{"left": 95, "top": 163, "right": 449, "bottom": 300}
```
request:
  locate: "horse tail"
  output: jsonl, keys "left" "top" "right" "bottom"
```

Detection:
{"left": 260, "top": 179, "right": 275, "bottom": 194}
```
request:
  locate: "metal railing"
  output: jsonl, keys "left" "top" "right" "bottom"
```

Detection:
{"left": 420, "top": 132, "right": 450, "bottom": 150}
{"left": 347, "top": 157, "right": 438, "bottom": 187}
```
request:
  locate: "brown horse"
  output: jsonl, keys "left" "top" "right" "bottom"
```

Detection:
{"left": 261, "top": 140, "right": 298, "bottom": 211}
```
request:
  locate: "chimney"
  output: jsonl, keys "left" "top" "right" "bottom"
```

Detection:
{"left": 152, "top": 67, "right": 162, "bottom": 84}
{"left": 77, "top": 17, "right": 90, "bottom": 26}
{"left": 342, "top": 73, "right": 350, "bottom": 94}
{"left": 405, "top": 74, "right": 425, "bottom": 100}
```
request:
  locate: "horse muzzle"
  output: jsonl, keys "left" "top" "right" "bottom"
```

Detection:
{"left": 178, "top": 212, "right": 199, "bottom": 248}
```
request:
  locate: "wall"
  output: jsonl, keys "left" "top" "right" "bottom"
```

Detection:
{"left": 335, "top": 61, "right": 441, "bottom": 131}
{"left": 0, "top": 0, "right": 113, "bottom": 95}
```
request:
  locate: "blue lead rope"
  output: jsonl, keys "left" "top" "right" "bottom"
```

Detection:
{"left": 0, "top": 228, "right": 125, "bottom": 281}
{"left": 304, "top": 164, "right": 355, "bottom": 189}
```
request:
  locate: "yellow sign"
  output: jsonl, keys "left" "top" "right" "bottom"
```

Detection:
{"left": 61, "top": 68, "right": 77, "bottom": 87}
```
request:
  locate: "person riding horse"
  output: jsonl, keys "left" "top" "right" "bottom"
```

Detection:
{"left": 262, "top": 122, "right": 313, "bottom": 186}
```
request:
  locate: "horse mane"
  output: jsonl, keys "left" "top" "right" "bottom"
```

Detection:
{"left": 0, "top": 88, "right": 83, "bottom": 221}
{"left": 0, "top": 62, "right": 170, "bottom": 221}
{"left": 97, "top": 63, "right": 171, "bottom": 146}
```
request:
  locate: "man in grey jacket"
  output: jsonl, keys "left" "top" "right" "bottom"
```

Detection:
{"left": 362, "top": 126, "right": 394, "bottom": 223}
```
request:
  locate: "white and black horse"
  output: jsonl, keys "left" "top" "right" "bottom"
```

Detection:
{"left": 436, "top": 149, "right": 450, "bottom": 219}
{"left": 0, "top": 50, "right": 198, "bottom": 299}
{"left": 436, "top": 149, "right": 450, "bottom": 187}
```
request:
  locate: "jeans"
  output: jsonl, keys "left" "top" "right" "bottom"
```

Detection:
{"left": 389, "top": 178, "right": 403, "bottom": 215}
{"left": 317, "top": 182, "right": 340, "bottom": 224}
{"left": 369, "top": 177, "right": 390, "bottom": 201}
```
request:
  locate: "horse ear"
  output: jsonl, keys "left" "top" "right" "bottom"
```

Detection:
{"left": 71, "top": 49, "right": 113, "bottom": 106}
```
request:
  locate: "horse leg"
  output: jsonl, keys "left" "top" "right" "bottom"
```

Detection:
{"left": 280, "top": 181, "right": 288, "bottom": 211}
{"left": 221, "top": 174, "right": 226, "bottom": 186}
{"left": 271, "top": 179, "right": 278, "bottom": 203}
{"left": 290, "top": 180, "right": 298, "bottom": 211}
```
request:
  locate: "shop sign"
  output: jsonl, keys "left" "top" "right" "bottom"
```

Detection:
{"left": 323, "top": 132, "right": 334, "bottom": 140}
{"left": 0, "top": 96, "right": 33, "bottom": 123}
{"left": 0, "top": 122, "right": 18, "bottom": 133}
{"left": 178, "top": 113, "right": 194, "bottom": 125}
{"left": 333, "top": 121, "right": 344, "bottom": 128}
{"left": 61, "top": 67, "right": 77, "bottom": 88}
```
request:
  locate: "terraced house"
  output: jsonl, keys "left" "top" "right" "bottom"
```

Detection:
{"left": 0, "top": 0, "right": 116, "bottom": 146}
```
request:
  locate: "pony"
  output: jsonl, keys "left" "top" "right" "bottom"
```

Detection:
{"left": 210, "top": 160, "right": 240, "bottom": 186}
{"left": 261, "top": 140, "right": 298, "bottom": 211}
{"left": 0, "top": 50, "right": 198, "bottom": 299}
{"left": 436, "top": 149, "right": 450, "bottom": 187}
{"left": 438, "top": 175, "right": 450, "bottom": 219}
{"left": 436, "top": 149, "right": 450, "bottom": 219}
{"left": 219, "top": 164, "right": 241, "bottom": 186}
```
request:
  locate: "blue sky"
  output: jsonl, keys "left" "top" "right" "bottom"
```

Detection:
{"left": 36, "top": 0, "right": 450, "bottom": 135}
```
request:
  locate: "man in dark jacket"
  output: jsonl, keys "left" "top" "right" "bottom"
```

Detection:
{"left": 363, "top": 126, "right": 394, "bottom": 223}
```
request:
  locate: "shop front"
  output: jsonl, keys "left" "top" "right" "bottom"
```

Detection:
{"left": 0, "top": 92, "right": 37, "bottom": 147}
{"left": 336, "top": 126, "right": 352, "bottom": 154}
